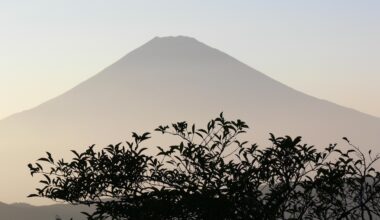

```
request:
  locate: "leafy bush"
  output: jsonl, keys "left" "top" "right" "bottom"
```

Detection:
{"left": 28, "top": 113, "right": 380, "bottom": 219}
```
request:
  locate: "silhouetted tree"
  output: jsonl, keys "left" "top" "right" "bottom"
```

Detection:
{"left": 28, "top": 113, "right": 380, "bottom": 219}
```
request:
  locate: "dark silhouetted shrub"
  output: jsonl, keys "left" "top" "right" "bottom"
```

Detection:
{"left": 29, "top": 113, "right": 380, "bottom": 219}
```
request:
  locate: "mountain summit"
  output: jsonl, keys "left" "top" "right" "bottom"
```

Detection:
{"left": 0, "top": 36, "right": 379, "bottom": 204}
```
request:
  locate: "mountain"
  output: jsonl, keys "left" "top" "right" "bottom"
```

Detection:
{"left": 0, "top": 36, "right": 379, "bottom": 206}
{"left": 0, "top": 202, "right": 92, "bottom": 220}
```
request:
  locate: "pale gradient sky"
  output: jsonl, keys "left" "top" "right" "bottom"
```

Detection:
{"left": 0, "top": 0, "right": 379, "bottom": 119}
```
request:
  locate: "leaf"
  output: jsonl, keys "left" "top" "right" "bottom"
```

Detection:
{"left": 46, "top": 152, "right": 54, "bottom": 163}
{"left": 342, "top": 137, "right": 350, "bottom": 143}
{"left": 71, "top": 150, "right": 80, "bottom": 158}
{"left": 43, "top": 174, "right": 51, "bottom": 184}
{"left": 38, "top": 158, "right": 50, "bottom": 162}
{"left": 27, "top": 194, "right": 39, "bottom": 198}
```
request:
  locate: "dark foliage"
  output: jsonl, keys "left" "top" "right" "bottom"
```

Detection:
{"left": 29, "top": 113, "right": 380, "bottom": 219}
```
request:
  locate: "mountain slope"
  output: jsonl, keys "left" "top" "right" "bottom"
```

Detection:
{"left": 0, "top": 36, "right": 379, "bottom": 205}
{"left": 0, "top": 202, "right": 92, "bottom": 220}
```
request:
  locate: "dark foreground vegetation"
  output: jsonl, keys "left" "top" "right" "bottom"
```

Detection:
{"left": 29, "top": 114, "right": 380, "bottom": 219}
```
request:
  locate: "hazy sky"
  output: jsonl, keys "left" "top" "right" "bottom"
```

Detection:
{"left": 1, "top": 0, "right": 379, "bottom": 119}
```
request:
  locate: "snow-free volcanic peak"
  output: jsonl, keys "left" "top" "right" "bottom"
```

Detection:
{"left": 0, "top": 36, "right": 379, "bottom": 205}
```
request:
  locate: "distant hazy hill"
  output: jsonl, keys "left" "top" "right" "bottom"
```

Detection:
{"left": 0, "top": 202, "right": 92, "bottom": 220}
{"left": 0, "top": 36, "right": 379, "bottom": 206}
